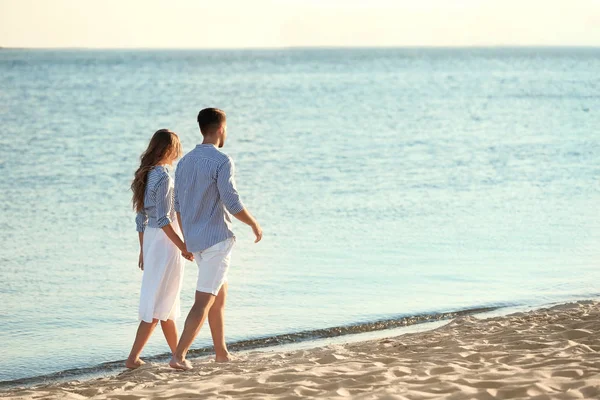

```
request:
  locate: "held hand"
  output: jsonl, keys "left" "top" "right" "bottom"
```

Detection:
{"left": 138, "top": 252, "right": 144, "bottom": 271}
{"left": 182, "top": 250, "right": 194, "bottom": 261}
{"left": 181, "top": 245, "right": 194, "bottom": 261}
{"left": 252, "top": 222, "right": 263, "bottom": 243}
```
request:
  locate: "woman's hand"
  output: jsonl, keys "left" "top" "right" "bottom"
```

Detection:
{"left": 138, "top": 251, "right": 144, "bottom": 270}
{"left": 182, "top": 249, "right": 194, "bottom": 261}
{"left": 181, "top": 243, "right": 194, "bottom": 261}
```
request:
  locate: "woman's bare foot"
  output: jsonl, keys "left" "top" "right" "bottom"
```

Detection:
{"left": 169, "top": 356, "right": 193, "bottom": 370}
{"left": 125, "top": 357, "right": 146, "bottom": 369}
{"left": 215, "top": 352, "right": 233, "bottom": 363}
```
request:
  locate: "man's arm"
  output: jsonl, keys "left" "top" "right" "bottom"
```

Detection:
{"left": 232, "top": 209, "right": 262, "bottom": 243}
{"left": 217, "top": 158, "right": 262, "bottom": 243}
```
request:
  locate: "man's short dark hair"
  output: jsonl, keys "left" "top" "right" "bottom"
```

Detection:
{"left": 197, "top": 108, "right": 226, "bottom": 135}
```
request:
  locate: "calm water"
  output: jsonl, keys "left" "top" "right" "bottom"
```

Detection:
{"left": 0, "top": 48, "right": 599, "bottom": 383}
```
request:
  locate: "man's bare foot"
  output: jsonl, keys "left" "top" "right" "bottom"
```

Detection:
{"left": 125, "top": 357, "right": 146, "bottom": 369}
{"left": 215, "top": 352, "right": 233, "bottom": 363}
{"left": 169, "top": 356, "right": 193, "bottom": 370}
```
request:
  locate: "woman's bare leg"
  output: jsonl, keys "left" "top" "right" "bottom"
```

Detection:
{"left": 160, "top": 319, "right": 179, "bottom": 354}
{"left": 126, "top": 319, "right": 159, "bottom": 369}
{"left": 208, "top": 283, "right": 230, "bottom": 362}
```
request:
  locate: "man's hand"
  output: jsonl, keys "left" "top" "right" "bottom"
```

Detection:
{"left": 252, "top": 222, "right": 263, "bottom": 243}
{"left": 232, "top": 209, "right": 263, "bottom": 243}
{"left": 138, "top": 252, "right": 144, "bottom": 270}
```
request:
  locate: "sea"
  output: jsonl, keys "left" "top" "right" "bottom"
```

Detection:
{"left": 0, "top": 47, "right": 598, "bottom": 386}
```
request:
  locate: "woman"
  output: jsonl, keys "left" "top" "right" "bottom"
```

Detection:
{"left": 126, "top": 129, "right": 193, "bottom": 369}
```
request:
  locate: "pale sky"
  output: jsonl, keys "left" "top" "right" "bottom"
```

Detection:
{"left": 1, "top": 0, "right": 600, "bottom": 48}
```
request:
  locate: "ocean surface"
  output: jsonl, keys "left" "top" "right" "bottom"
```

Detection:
{"left": 0, "top": 48, "right": 599, "bottom": 384}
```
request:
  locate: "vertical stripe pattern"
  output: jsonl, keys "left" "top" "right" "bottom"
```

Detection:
{"left": 174, "top": 144, "right": 244, "bottom": 253}
{"left": 135, "top": 166, "right": 175, "bottom": 232}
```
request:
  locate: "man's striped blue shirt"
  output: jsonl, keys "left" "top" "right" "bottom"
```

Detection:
{"left": 174, "top": 144, "right": 244, "bottom": 253}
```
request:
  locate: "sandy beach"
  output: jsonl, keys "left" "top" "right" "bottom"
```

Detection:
{"left": 3, "top": 301, "right": 599, "bottom": 400}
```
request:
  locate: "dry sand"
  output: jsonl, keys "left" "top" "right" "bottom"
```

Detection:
{"left": 3, "top": 301, "right": 599, "bottom": 400}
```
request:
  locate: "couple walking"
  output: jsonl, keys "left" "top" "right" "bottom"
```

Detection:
{"left": 126, "top": 108, "right": 262, "bottom": 371}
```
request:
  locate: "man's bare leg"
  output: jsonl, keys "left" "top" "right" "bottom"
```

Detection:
{"left": 170, "top": 291, "right": 215, "bottom": 370}
{"left": 160, "top": 319, "right": 178, "bottom": 354}
{"left": 208, "top": 283, "right": 230, "bottom": 362}
{"left": 126, "top": 319, "right": 159, "bottom": 369}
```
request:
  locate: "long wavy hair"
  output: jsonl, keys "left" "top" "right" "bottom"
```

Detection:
{"left": 131, "top": 129, "right": 182, "bottom": 213}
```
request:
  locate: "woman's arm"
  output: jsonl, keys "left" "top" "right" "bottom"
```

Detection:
{"left": 161, "top": 224, "right": 193, "bottom": 260}
{"left": 136, "top": 211, "right": 147, "bottom": 270}
{"left": 138, "top": 232, "right": 144, "bottom": 270}
{"left": 177, "top": 212, "right": 184, "bottom": 235}
{"left": 155, "top": 174, "right": 194, "bottom": 261}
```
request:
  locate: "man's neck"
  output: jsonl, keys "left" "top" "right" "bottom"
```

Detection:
{"left": 202, "top": 137, "right": 220, "bottom": 147}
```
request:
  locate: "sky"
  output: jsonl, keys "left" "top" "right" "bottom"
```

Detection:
{"left": 1, "top": 0, "right": 599, "bottom": 48}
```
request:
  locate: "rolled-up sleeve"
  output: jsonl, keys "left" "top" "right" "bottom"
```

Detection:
{"left": 135, "top": 210, "right": 148, "bottom": 233}
{"left": 217, "top": 158, "right": 244, "bottom": 215}
{"left": 155, "top": 174, "right": 174, "bottom": 228}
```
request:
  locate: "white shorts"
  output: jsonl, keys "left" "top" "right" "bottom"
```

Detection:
{"left": 193, "top": 237, "right": 235, "bottom": 296}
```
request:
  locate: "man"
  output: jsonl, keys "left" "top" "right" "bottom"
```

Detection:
{"left": 170, "top": 108, "right": 262, "bottom": 370}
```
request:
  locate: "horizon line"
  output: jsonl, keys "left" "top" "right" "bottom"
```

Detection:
{"left": 2, "top": 44, "right": 600, "bottom": 51}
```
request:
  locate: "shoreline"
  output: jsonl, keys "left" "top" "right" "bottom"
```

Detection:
{"left": 2, "top": 300, "right": 599, "bottom": 399}
{"left": 0, "top": 305, "right": 501, "bottom": 390}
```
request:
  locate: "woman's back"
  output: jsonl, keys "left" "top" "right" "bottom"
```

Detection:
{"left": 136, "top": 166, "right": 175, "bottom": 232}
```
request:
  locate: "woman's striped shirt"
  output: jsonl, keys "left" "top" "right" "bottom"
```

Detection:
{"left": 135, "top": 166, "right": 176, "bottom": 232}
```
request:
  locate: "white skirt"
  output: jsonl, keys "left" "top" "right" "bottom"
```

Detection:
{"left": 138, "top": 223, "right": 185, "bottom": 323}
